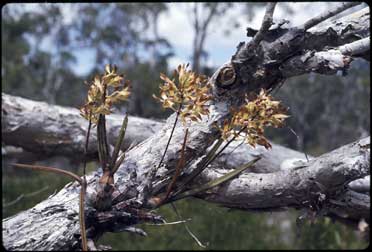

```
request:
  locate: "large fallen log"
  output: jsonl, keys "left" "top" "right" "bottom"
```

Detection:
{"left": 1, "top": 93, "right": 163, "bottom": 159}
{"left": 2, "top": 3, "right": 370, "bottom": 250}
{"left": 2, "top": 92, "right": 306, "bottom": 174}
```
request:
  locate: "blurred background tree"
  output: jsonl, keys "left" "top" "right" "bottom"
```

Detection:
{"left": 2, "top": 2, "right": 369, "bottom": 250}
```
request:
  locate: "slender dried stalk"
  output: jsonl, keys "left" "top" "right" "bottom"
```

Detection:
{"left": 3, "top": 186, "right": 49, "bottom": 208}
{"left": 81, "top": 114, "right": 92, "bottom": 252}
{"left": 152, "top": 103, "right": 183, "bottom": 178}
{"left": 83, "top": 115, "right": 92, "bottom": 183}
{"left": 12, "top": 163, "right": 88, "bottom": 251}
{"left": 170, "top": 203, "right": 207, "bottom": 248}
{"left": 161, "top": 128, "right": 189, "bottom": 204}
{"left": 79, "top": 180, "right": 88, "bottom": 252}
{"left": 12, "top": 164, "right": 83, "bottom": 183}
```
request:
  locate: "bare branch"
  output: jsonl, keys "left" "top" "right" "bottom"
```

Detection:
{"left": 280, "top": 50, "right": 351, "bottom": 77}
{"left": 348, "top": 175, "right": 370, "bottom": 193}
{"left": 339, "top": 36, "right": 370, "bottom": 56}
{"left": 300, "top": 2, "right": 362, "bottom": 30}
{"left": 198, "top": 137, "right": 370, "bottom": 221}
{"left": 304, "top": 7, "right": 369, "bottom": 52}
{"left": 280, "top": 36, "right": 370, "bottom": 78}
{"left": 329, "top": 189, "right": 370, "bottom": 221}
{"left": 1, "top": 93, "right": 163, "bottom": 158}
{"left": 2, "top": 3, "right": 370, "bottom": 249}
{"left": 251, "top": 2, "right": 277, "bottom": 46}
{"left": 1, "top": 93, "right": 305, "bottom": 174}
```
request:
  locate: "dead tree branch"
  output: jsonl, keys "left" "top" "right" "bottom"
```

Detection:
{"left": 1, "top": 93, "right": 162, "bottom": 159}
{"left": 2, "top": 3, "right": 370, "bottom": 250}
{"left": 198, "top": 137, "right": 370, "bottom": 223}
{"left": 251, "top": 2, "right": 277, "bottom": 45}
{"left": 300, "top": 2, "right": 362, "bottom": 30}
{"left": 0, "top": 93, "right": 318, "bottom": 173}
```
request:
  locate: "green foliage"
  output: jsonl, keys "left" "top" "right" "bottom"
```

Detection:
{"left": 99, "top": 199, "right": 368, "bottom": 250}
{"left": 2, "top": 4, "right": 84, "bottom": 105}
{"left": 294, "top": 216, "right": 368, "bottom": 249}
{"left": 73, "top": 3, "right": 171, "bottom": 67}
{"left": 2, "top": 3, "right": 172, "bottom": 114}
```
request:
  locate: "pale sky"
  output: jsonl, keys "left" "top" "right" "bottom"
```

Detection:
{"left": 4, "top": 2, "right": 366, "bottom": 75}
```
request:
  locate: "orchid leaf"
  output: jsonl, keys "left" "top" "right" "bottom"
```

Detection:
{"left": 109, "top": 114, "right": 128, "bottom": 174}
{"left": 169, "top": 157, "right": 261, "bottom": 202}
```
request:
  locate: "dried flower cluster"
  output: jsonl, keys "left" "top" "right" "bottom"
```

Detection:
{"left": 80, "top": 64, "right": 130, "bottom": 124}
{"left": 219, "top": 89, "right": 288, "bottom": 149}
{"left": 153, "top": 64, "right": 212, "bottom": 123}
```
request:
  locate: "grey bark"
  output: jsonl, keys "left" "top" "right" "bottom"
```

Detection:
{"left": 251, "top": 2, "right": 277, "bottom": 46}
{"left": 2, "top": 92, "right": 315, "bottom": 177}
{"left": 2, "top": 134, "right": 369, "bottom": 250}
{"left": 2, "top": 3, "right": 370, "bottom": 250}
{"left": 300, "top": 2, "right": 362, "bottom": 30}
{"left": 199, "top": 137, "right": 370, "bottom": 222}
{"left": 1, "top": 93, "right": 163, "bottom": 159}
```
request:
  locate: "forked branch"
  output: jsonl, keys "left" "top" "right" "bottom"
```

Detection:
{"left": 251, "top": 2, "right": 277, "bottom": 46}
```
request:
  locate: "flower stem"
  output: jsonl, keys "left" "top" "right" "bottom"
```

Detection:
{"left": 81, "top": 114, "right": 92, "bottom": 252}
{"left": 161, "top": 128, "right": 188, "bottom": 203}
{"left": 174, "top": 126, "right": 247, "bottom": 195}
{"left": 204, "top": 126, "right": 247, "bottom": 169}
{"left": 79, "top": 180, "right": 88, "bottom": 251}
{"left": 155, "top": 104, "right": 182, "bottom": 173}
{"left": 83, "top": 114, "right": 92, "bottom": 184}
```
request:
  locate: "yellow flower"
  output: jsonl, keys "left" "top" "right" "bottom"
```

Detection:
{"left": 153, "top": 64, "right": 213, "bottom": 123}
{"left": 218, "top": 89, "right": 289, "bottom": 149}
{"left": 80, "top": 64, "right": 131, "bottom": 124}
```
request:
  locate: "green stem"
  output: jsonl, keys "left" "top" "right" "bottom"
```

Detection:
{"left": 109, "top": 114, "right": 128, "bottom": 174}
{"left": 97, "top": 114, "right": 110, "bottom": 170}
{"left": 168, "top": 157, "right": 260, "bottom": 202}
{"left": 97, "top": 83, "right": 110, "bottom": 171}
{"left": 174, "top": 137, "right": 224, "bottom": 193}
{"left": 175, "top": 126, "right": 247, "bottom": 194}
{"left": 204, "top": 126, "right": 247, "bottom": 169}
